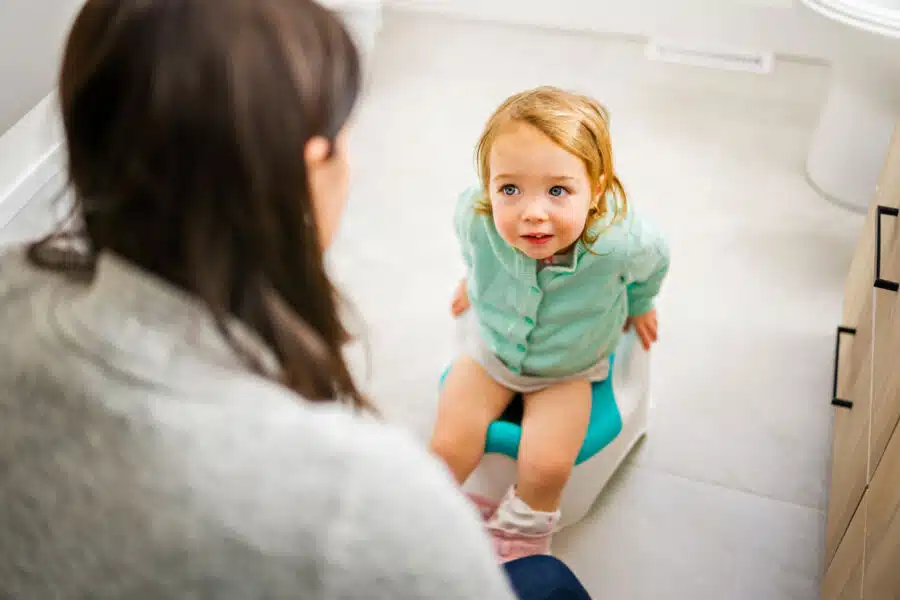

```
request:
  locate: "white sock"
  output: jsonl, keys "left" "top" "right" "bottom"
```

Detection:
{"left": 487, "top": 487, "right": 560, "bottom": 536}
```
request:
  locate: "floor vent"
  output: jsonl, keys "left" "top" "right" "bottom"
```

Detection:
{"left": 645, "top": 40, "right": 774, "bottom": 74}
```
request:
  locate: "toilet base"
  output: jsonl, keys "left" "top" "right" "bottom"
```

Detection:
{"left": 807, "top": 67, "right": 899, "bottom": 213}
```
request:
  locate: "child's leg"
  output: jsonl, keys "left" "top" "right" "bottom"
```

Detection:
{"left": 486, "top": 380, "right": 592, "bottom": 562}
{"left": 517, "top": 380, "right": 592, "bottom": 512}
{"left": 429, "top": 355, "right": 515, "bottom": 485}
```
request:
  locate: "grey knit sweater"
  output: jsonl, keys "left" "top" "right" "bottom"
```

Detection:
{"left": 0, "top": 248, "right": 516, "bottom": 600}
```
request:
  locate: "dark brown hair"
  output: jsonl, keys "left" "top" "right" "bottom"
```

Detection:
{"left": 30, "top": 0, "right": 370, "bottom": 409}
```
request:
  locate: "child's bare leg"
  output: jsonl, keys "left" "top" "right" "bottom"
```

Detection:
{"left": 429, "top": 355, "right": 515, "bottom": 485}
{"left": 517, "top": 380, "right": 592, "bottom": 512}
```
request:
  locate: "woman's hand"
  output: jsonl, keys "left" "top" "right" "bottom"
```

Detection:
{"left": 451, "top": 278, "right": 470, "bottom": 317}
{"left": 624, "top": 308, "right": 658, "bottom": 350}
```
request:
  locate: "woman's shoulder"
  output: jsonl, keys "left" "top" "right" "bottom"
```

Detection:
{"left": 195, "top": 388, "right": 448, "bottom": 511}
{"left": 0, "top": 245, "right": 79, "bottom": 339}
{"left": 255, "top": 399, "right": 446, "bottom": 493}
{"left": 258, "top": 403, "right": 514, "bottom": 598}
{"left": 203, "top": 396, "right": 511, "bottom": 593}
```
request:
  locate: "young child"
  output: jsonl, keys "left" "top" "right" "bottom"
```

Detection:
{"left": 430, "top": 86, "right": 670, "bottom": 562}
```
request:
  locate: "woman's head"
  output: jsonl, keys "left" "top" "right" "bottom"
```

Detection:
{"left": 42, "top": 0, "right": 367, "bottom": 407}
{"left": 474, "top": 86, "right": 627, "bottom": 260}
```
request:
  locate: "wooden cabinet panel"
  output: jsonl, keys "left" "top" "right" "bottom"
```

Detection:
{"left": 821, "top": 493, "right": 866, "bottom": 600}
{"left": 844, "top": 202, "right": 880, "bottom": 327}
{"left": 825, "top": 292, "right": 875, "bottom": 567}
{"left": 864, "top": 417, "right": 900, "bottom": 600}
{"left": 869, "top": 231, "right": 900, "bottom": 478}
{"left": 843, "top": 126, "right": 900, "bottom": 325}
{"left": 823, "top": 123, "right": 900, "bottom": 600}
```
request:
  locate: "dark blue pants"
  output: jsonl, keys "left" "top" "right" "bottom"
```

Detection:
{"left": 503, "top": 555, "right": 592, "bottom": 600}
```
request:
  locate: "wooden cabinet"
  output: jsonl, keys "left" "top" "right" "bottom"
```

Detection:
{"left": 822, "top": 493, "right": 866, "bottom": 600}
{"left": 825, "top": 293, "right": 873, "bottom": 566}
{"left": 822, "top": 126, "right": 900, "bottom": 600}
{"left": 864, "top": 396, "right": 900, "bottom": 600}
{"left": 842, "top": 127, "right": 900, "bottom": 326}
{"left": 869, "top": 241, "right": 900, "bottom": 480}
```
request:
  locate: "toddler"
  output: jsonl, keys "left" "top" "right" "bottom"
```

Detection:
{"left": 430, "top": 86, "right": 670, "bottom": 562}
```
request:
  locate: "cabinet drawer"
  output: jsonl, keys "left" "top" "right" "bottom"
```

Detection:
{"left": 821, "top": 492, "right": 866, "bottom": 600}
{"left": 843, "top": 126, "right": 900, "bottom": 325}
{"left": 870, "top": 227, "right": 900, "bottom": 477}
{"left": 826, "top": 292, "right": 874, "bottom": 567}
{"left": 864, "top": 414, "right": 900, "bottom": 599}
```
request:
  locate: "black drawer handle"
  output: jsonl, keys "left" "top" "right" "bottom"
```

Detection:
{"left": 832, "top": 326, "right": 856, "bottom": 409}
{"left": 875, "top": 205, "right": 899, "bottom": 292}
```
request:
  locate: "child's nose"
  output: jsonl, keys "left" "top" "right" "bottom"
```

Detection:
{"left": 522, "top": 198, "right": 548, "bottom": 222}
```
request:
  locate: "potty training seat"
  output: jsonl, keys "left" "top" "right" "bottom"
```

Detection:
{"left": 438, "top": 356, "right": 623, "bottom": 466}
{"left": 438, "top": 330, "right": 652, "bottom": 529}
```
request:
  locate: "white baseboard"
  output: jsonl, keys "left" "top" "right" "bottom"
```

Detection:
{"left": 384, "top": 0, "right": 843, "bottom": 61}
{"left": 0, "top": 92, "right": 67, "bottom": 231}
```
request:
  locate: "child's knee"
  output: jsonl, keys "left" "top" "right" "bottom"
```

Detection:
{"left": 433, "top": 380, "right": 504, "bottom": 449}
{"left": 430, "top": 416, "right": 487, "bottom": 460}
{"left": 519, "top": 453, "right": 575, "bottom": 492}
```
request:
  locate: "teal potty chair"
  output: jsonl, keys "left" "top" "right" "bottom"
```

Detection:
{"left": 439, "top": 330, "right": 652, "bottom": 528}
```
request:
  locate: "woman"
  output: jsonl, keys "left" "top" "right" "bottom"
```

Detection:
{"left": 0, "top": 0, "right": 591, "bottom": 598}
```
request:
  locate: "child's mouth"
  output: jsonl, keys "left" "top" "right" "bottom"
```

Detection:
{"left": 522, "top": 233, "right": 553, "bottom": 246}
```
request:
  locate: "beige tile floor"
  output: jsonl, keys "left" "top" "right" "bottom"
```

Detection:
{"left": 0, "top": 10, "right": 869, "bottom": 599}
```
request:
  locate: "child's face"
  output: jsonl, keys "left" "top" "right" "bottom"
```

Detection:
{"left": 488, "top": 122, "right": 594, "bottom": 260}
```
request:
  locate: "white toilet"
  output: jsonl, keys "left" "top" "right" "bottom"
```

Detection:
{"left": 800, "top": 0, "right": 900, "bottom": 211}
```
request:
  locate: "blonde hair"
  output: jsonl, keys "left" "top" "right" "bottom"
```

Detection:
{"left": 474, "top": 86, "right": 627, "bottom": 246}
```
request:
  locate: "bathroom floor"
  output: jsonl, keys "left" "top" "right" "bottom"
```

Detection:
{"left": 329, "top": 12, "right": 865, "bottom": 600}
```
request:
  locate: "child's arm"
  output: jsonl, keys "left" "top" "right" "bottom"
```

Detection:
{"left": 451, "top": 278, "right": 470, "bottom": 317}
{"left": 622, "top": 210, "right": 670, "bottom": 318}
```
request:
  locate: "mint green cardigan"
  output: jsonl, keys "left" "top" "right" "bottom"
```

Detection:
{"left": 456, "top": 186, "right": 670, "bottom": 379}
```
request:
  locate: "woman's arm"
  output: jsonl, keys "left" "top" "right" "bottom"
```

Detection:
{"left": 321, "top": 424, "right": 517, "bottom": 600}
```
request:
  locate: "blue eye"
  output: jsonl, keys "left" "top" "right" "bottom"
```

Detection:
{"left": 548, "top": 185, "right": 568, "bottom": 197}
{"left": 500, "top": 184, "right": 519, "bottom": 196}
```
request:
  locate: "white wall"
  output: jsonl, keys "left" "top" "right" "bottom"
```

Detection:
{"left": 0, "top": 1, "right": 83, "bottom": 234}
{"left": 0, "top": 1, "right": 383, "bottom": 237}
{"left": 0, "top": 0, "right": 84, "bottom": 133}
{"left": 0, "top": 94, "right": 65, "bottom": 233}
{"left": 324, "top": 0, "right": 384, "bottom": 70}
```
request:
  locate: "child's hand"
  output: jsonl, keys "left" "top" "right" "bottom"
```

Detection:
{"left": 451, "top": 278, "right": 470, "bottom": 317}
{"left": 624, "top": 308, "right": 658, "bottom": 350}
